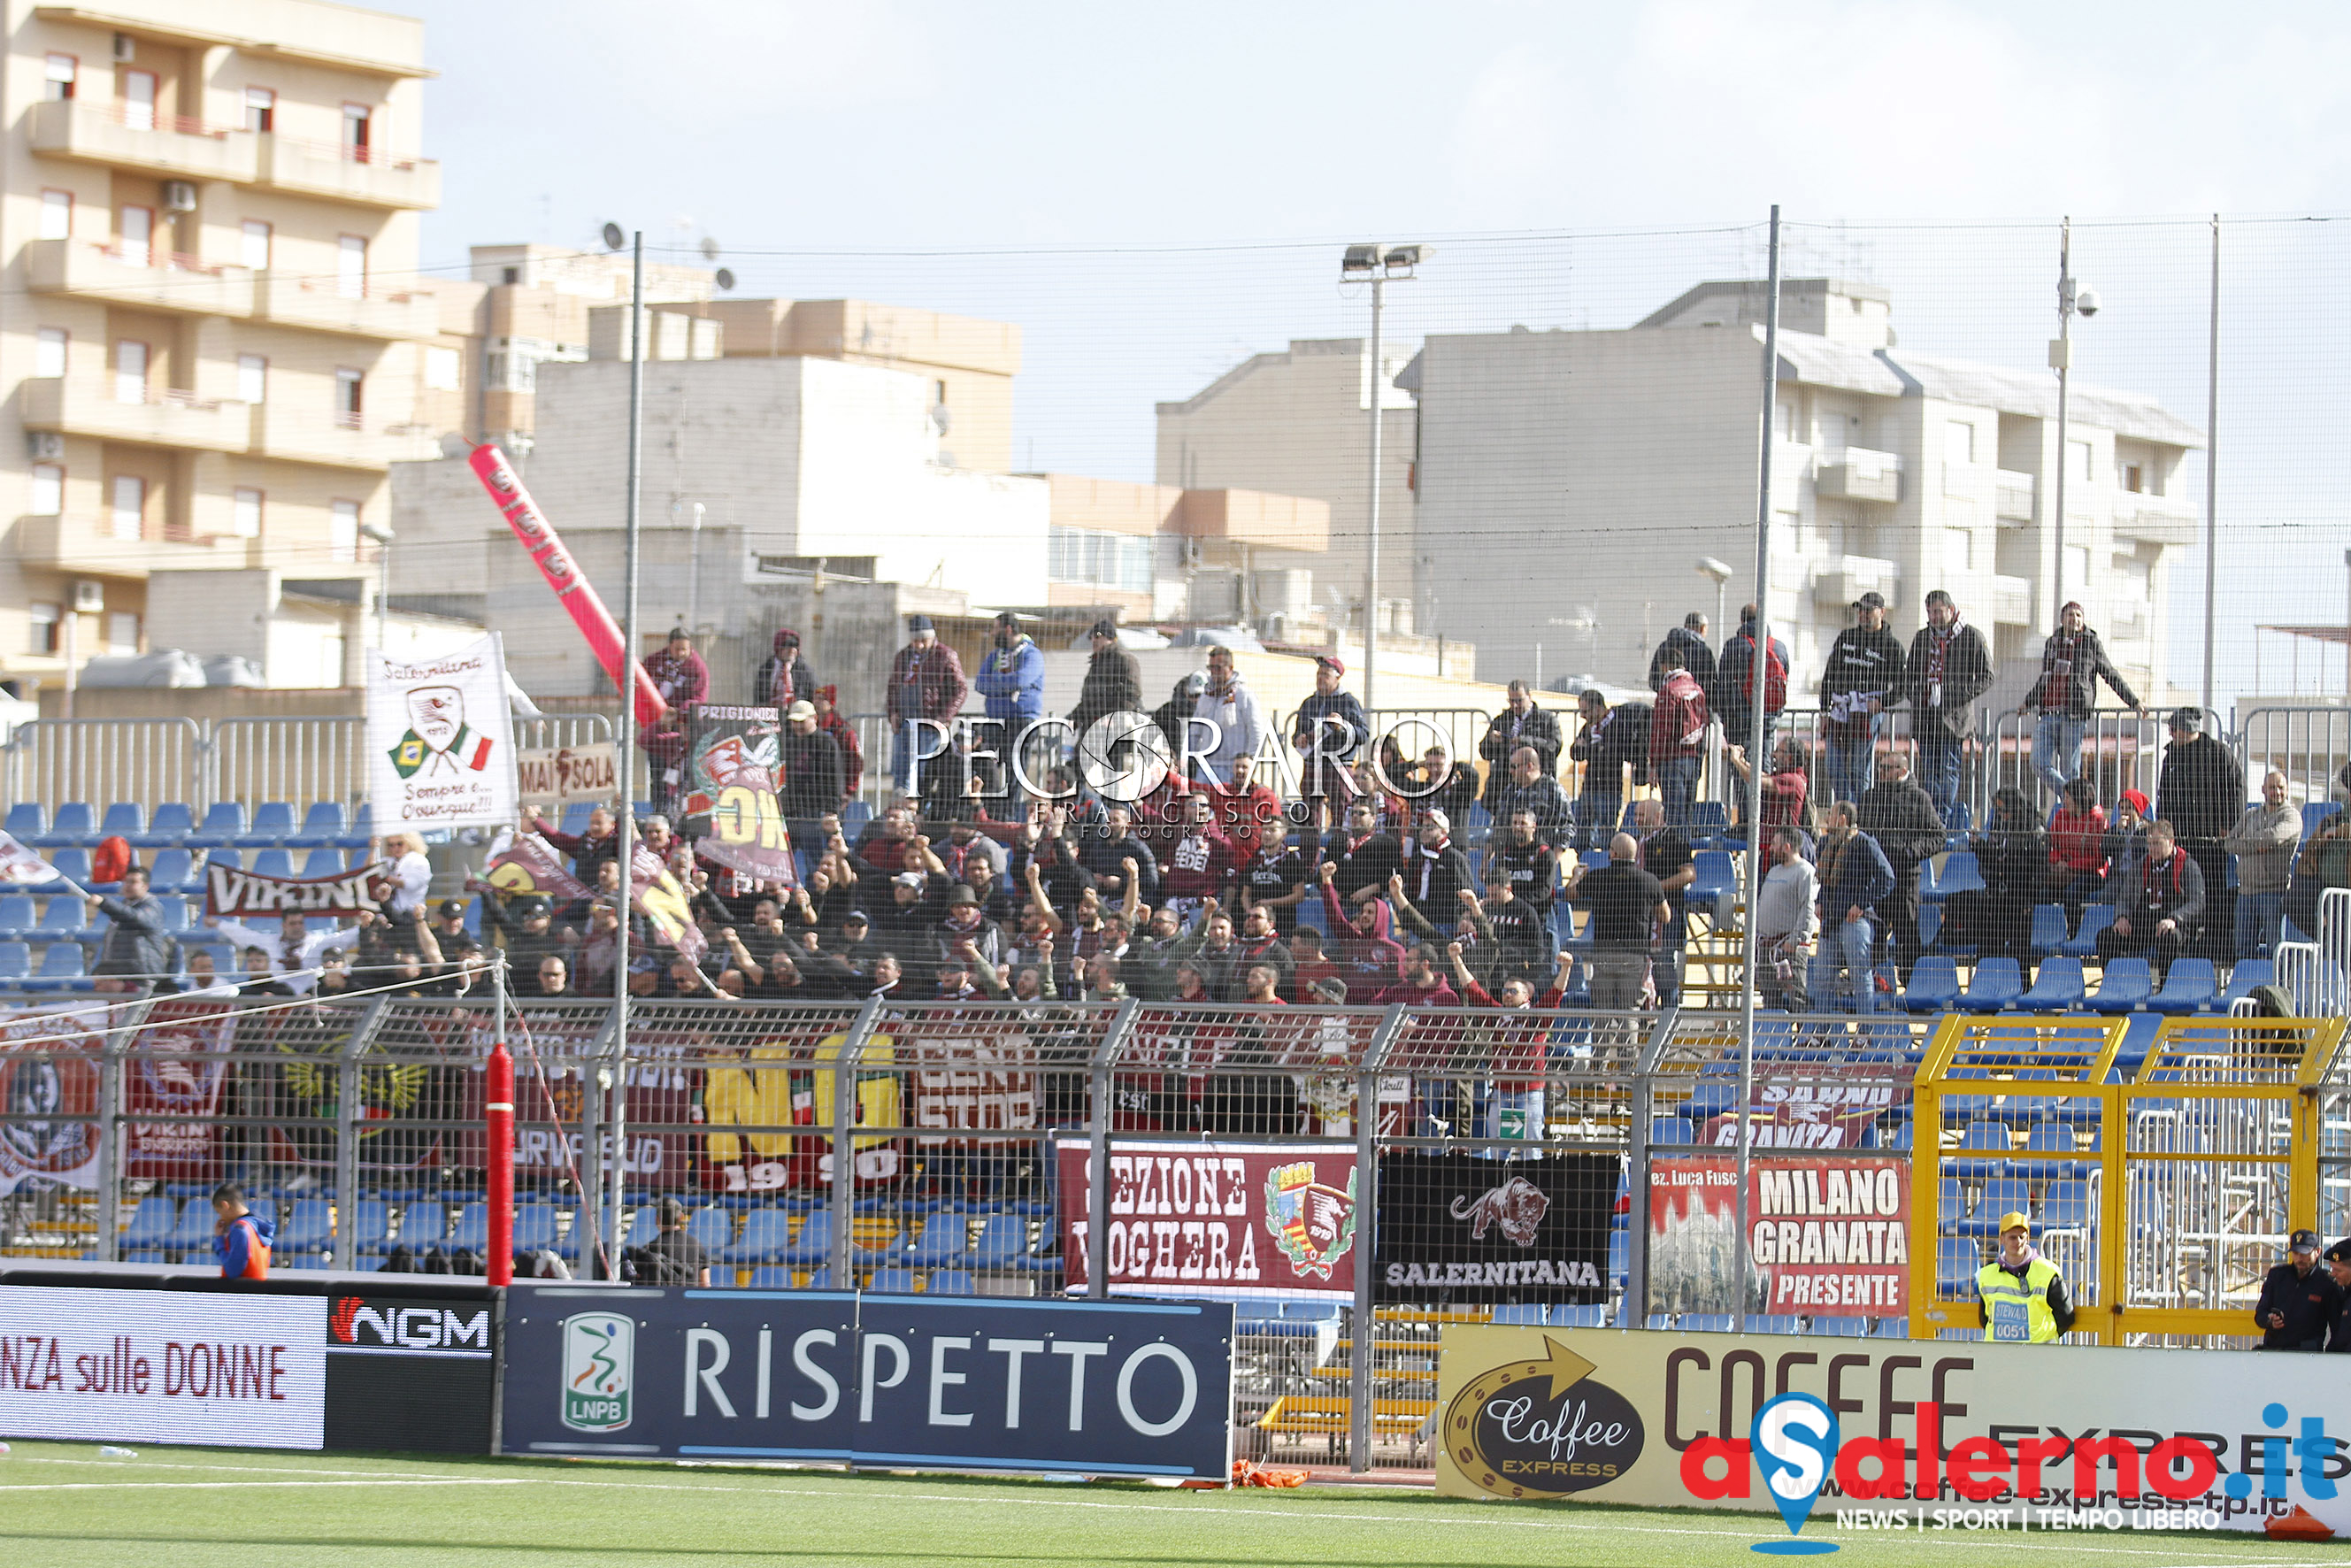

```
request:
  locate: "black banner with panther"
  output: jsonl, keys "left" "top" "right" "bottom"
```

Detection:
{"left": 1374, "top": 1151, "right": 1616, "bottom": 1304}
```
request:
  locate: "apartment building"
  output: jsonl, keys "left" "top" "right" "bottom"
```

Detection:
{"left": 1, "top": 0, "right": 440, "bottom": 691}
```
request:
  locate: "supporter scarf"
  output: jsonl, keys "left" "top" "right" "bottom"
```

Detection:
{"left": 1924, "top": 615, "right": 1965, "bottom": 693}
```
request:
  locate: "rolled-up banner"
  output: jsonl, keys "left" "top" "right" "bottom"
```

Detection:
{"left": 467, "top": 442, "right": 665, "bottom": 728}
{"left": 206, "top": 858, "right": 389, "bottom": 917}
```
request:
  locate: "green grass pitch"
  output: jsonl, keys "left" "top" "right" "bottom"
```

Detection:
{"left": 0, "top": 1441, "right": 2324, "bottom": 1567}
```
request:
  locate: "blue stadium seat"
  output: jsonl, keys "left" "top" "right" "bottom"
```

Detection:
{"left": 277, "top": 1200, "right": 334, "bottom": 1252}
{"left": 47, "top": 848, "right": 94, "bottom": 888}
{"left": 1491, "top": 1304, "right": 1548, "bottom": 1326}
{"left": 798, "top": 1268, "right": 834, "bottom": 1290}
{"left": 2024, "top": 1122, "right": 2088, "bottom": 1178}
{"left": 748, "top": 1266, "right": 794, "bottom": 1290}
{"left": 2214, "top": 959, "right": 2274, "bottom": 1011}
{"left": 97, "top": 803, "right": 143, "bottom": 841}
{"left": 2017, "top": 957, "right": 2085, "bottom": 1013}
{"left": 2040, "top": 1180, "right": 2092, "bottom": 1230}
{"left": 1922, "top": 851, "right": 1985, "bottom": 901}
{"left": 1749, "top": 1315, "right": 1803, "bottom": 1334}
{"left": 299, "top": 848, "right": 346, "bottom": 880}
{"left": 866, "top": 1268, "right": 919, "bottom": 1295}
{"left": 1687, "top": 802, "right": 1731, "bottom": 846}
{"left": 25, "top": 943, "right": 88, "bottom": 992}
{"left": 687, "top": 1207, "right": 734, "bottom": 1255}
{"left": 2148, "top": 958, "right": 2216, "bottom": 1016}
{"left": 1552, "top": 1303, "right": 1609, "bottom": 1329}
{"left": 249, "top": 849, "right": 294, "bottom": 880}
{"left": 1687, "top": 850, "right": 1739, "bottom": 905}
{"left": 1608, "top": 1230, "right": 1629, "bottom": 1286}
{"left": 968, "top": 1214, "right": 1031, "bottom": 1268}
{"left": 0, "top": 942, "right": 33, "bottom": 986}
{"left": 724, "top": 1209, "right": 795, "bottom": 1264}
{"left": 397, "top": 1201, "right": 449, "bottom": 1250}
{"left": 288, "top": 803, "right": 346, "bottom": 849}
{"left": 1872, "top": 1316, "right": 1915, "bottom": 1338}
{"left": 168, "top": 1199, "right": 215, "bottom": 1252}
{"left": 154, "top": 895, "right": 195, "bottom": 931}
{"left": 1957, "top": 957, "right": 2022, "bottom": 1011}
{"left": 1648, "top": 1115, "right": 1691, "bottom": 1146}
{"left": 0, "top": 896, "right": 36, "bottom": 940}
{"left": 204, "top": 847, "right": 242, "bottom": 875}
{"left": 346, "top": 1200, "right": 390, "bottom": 1254}
{"left": 1680, "top": 1314, "right": 1734, "bottom": 1333}
{"left": 2088, "top": 957, "right": 2153, "bottom": 1015}
{"left": 2028, "top": 904, "right": 2069, "bottom": 957}
{"left": 447, "top": 1203, "right": 489, "bottom": 1250}
{"left": 120, "top": 1195, "right": 176, "bottom": 1248}
{"left": 926, "top": 1269, "right": 977, "bottom": 1295}
{"left": 134, "top": 803, "right": 196, "bottom": 849}
{"left": 2059, "top": 904, "right": 2115, "bottom": 958}
{"left": 4, "top": 803, "right": 45, "bottom": 842}
{"left": 778, "top": 1211, "right": 833, "bottom": 1267}
{"left": 559, "top": 802, "right": 596, "bottom": 836}
{"left": 1936, "top": 1237, "right": 1982, "bottom": 1292}
{"left": 1963, "top": 1179, "right": 2033, "bottom": 1238}
{"left": 338, "top": 802, "right": 375, "bottom": 850}
{"left": 148, "top": 849, "right": 197, "bottom": 894}
{"left": 245, "top": 802, "right": 298, "bottom": 844}
{"left": 903, "top": 1211, "right": 972, "bottom": 1267}
{"left": 1948, "top": 1121, "right": 2012, "bottom": 1179}
{"left": 1901, "top": 956, "right": 1962, "bottom": 1013}
{"left": 33, "top": 802, "right": 95, "bottom": 847}
{"left": 841, "top": 802, "right": 872, "bottom": 835}
{"left": 620, "top": 1205, "right": 657, "bottom": 1249}
{"left": 1807, "top": 1314, "right": 1869, "bottom": 1337}
{"left": 190, "top": 803, "right": 246, "bottom": 848}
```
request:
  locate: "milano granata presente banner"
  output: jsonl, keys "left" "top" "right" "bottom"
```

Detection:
{"left": 1648, "top": 1154, "right": 1912, "bottom": 1318}
{"left": 1056, "top": 1137, "right": 1357, "bottom": 1302}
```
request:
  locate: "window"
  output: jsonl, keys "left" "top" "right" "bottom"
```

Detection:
{"left": 28, "top": 603, "right": 60, "bottom": 657}
{"left": 113, "top": 340, "right": 148, "bottom": 404}
{"left": 334, "top": 368, "right": 364, "bottom": 427}
{"left": 933, "top": 379, "right": 949, "bottom": 405}
{"left": 35, "top": 328, "right": 68, "bottom": 380}
{"left": 501, "top": 265, "right": 519, "bottom": 285}
{"left": 29, "top": 464, "right": 63, "bottom": 516}
{"left": 110, "top": 474, "right": 144, "bottom": 541}
{"left": 240, "top": 219, "right": 271, "bottom": 271}
{"left": 2065, "top": 546, "right": 2091, "bottom": 591}
{"left": 1945, "top": 420, "right": 1975, "bottom": 464}
{"left": 337, "top": 234, "right": 366, "bottom": 300}
{"left": 231, "top": 488, "right": 263, "bottom": 538}
{"left": 243, "top": 87, "right": 273, "bottom": 133}
{"left": 424, "top": 345, "right": 461, "bottom": 391}
{"left": 105, "top": 612, "right": 139, "bottom": 656}
{"left": 1048, "top": 527, "right": 1154, "bottom": 593}
{"left": 342, "top": 102, "right": 371, "bottom": 162}
{"left": 2120, "top": 462, "right": 2144, "bottom": 494}
{"left": 2068, "top": 439, "right": 2093, "bottom": 483}
{"left": 44, "top": 53, "right": 76, "bottom": 101}
{"left": 1945, "top": 527, "right": 1974, "bottom": 573}
{"left": 39, "top": 189, "right": 72, "bottom": 241}
{"left": 237, "top": 354, "right": 267, "bottom": 404}
{"left": 119, "top": 68, "right": 155, "bottom": 131}
{"left": 330, "top": 501, "right": 359, "bottom": 564}
{"left": 117, "top": 204, "right": 152, "bottom": 264}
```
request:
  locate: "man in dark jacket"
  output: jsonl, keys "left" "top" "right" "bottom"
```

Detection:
{"left": 641, "top": 627, "right": 711, "bottom": 817}
{"left": 1396, "top": 809, "right": 1474, "bottom": 918}
{"left": 1855, "top": 751, "right": 1946, "bottom": 978}
{"left": 753, "top": 627, "right": 817, "bottom": 712}
{"left": 1079, "top": 804, "right": 1160, "bottom": 908}
{"left": 1324, "top": 798, "right": 1400, "bottom": 907}
{"left": 1069, "top": 618, "right": 1142, "bottom": 749}
{"left": 88, "top": 865, "right": 172, "bottom": 987}
{"left": 1290, "top": 656, "right": 1369, "bottom": 829}
{"left": 2094, "top": 817, "right": 2206, "bottom": 980}
{"left": 1649, "top": 612, "right": 1717, "bottom": 701}
{"left": 1487, "top": 745, "right": 1572, "bottom": 846}
{"left": 2018, "top": 602, "right": 2140, "bottom": 802}
{"left": 1901, "top": 589, "right": 1994, "bottom": 820}
{"left": 1811, "top": 803, "right": 1895, "bottom": 1014}
{"left": 1487, "top": 808, "right": 1561, "bottom": 912}
{"left": 780, "top": 699, "right": 846, "bottom": 821}
{"left": 885, "top": 615, "right": 970, "bottom": 796}
{"left": 2255, "top": 1230, "right": 2339, "bottom": 1351}
{"left": 1819, "top": 591, "right": 1904, "bottom": 807}
{"left": 1715, "top": 604, "right": 1790, "bottom": 757}
{"left": 1479, "top": 683, "right": 1562, "bottom": 810}
{"left": 2154, "top": 706, "right": 2242, "bottom": 959}
{"left": 1569, "top": 689, "right": 1648, "bottom": 850}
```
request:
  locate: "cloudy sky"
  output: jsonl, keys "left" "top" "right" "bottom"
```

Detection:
{"left": 402, "top": 0, "right": 2351, "bottom": 704}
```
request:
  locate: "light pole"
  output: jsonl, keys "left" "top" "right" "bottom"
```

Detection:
{"left": 1340, "top": 242, "right": 1427, "bottom": 716}
{"left": 2048, "top": 219, "right": 2099, "bottom": 617}
{"left": 601, "top": 219, "right": 646, "bottom": 1280}
{"left": 1697, "top": 557, "right": 1733, "bottom": 645}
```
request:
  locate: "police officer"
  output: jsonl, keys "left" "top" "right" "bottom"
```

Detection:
{"left": 2324, "top": 1240, "right": 2351, "bottom": 1353}
{"left": 1975, "top": 1211, "right": 2075, "bottom": 1343}
{"left": 2255, "top": 1229, "right": 2340, "bottom": 1350}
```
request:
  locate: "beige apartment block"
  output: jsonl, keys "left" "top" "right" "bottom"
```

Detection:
{"left": 0, "top": 0, "right": 441, "bottom": 690}
{"left": 1034, "top": 473, "right": 1333, "bottom": 623}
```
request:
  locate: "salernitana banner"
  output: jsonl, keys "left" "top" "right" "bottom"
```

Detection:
{"left": 365, "top": 634, "right": 518, "bottom": 833}
{"left": 1433, "top": 1325, "right": 2351, "bottom": 1537}
{"left": 679, "top": 706, "right": 795, "bottom": 887}
{"left": 0, "top": 1005, "right": 105, "bottom": 1194}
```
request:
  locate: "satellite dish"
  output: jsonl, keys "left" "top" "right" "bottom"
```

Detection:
{"left": 715, "top": 267, "right": 736, "bottom": 292}
{"left": 699, "top": 235, "right": 722, "bottom": 262}
{"left": 601, "top": 222, "right": 626, "bottom": 252}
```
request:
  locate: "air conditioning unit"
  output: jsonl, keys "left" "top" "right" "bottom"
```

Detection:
{"left": 72, "top": 580, "right": 104, "bottom": 615}
{"left": 112, "top": 31, "right": 134, "bottom": 61}
{"left": 27, "top": 432, "right": 64, "bottom": 462}
{"left": 162, "top": 181, "right": 197, "bottom": 214}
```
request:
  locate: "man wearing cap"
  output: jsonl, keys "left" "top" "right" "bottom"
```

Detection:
{"left": 635, "top": 1195, "right": 711, "bottom": 1287}
{"left": 886, "top": 614, "right": 971, "bottom": 796}
{"left": 1900, "top": 589, "right": 1994, "bottom": 820}
{"left": 2255, "top": 1230, "right": 2341, "bottom": 1351}
{"left": 1401, "top": 807, "right": 1473, "bottom": 917}
{"left": 2018, "top": 601, "right": 2140, "bottom": 802}
{"left": 1291, "top": 656, "right": 1368, "bottom": 830}
{"left": 2323, "top": 1240, "right": 2351, "bottom": 1352}
{"left": 780, "top": 698, "right": 846, "bottom": 824}
{"left": 1975, "top": 1213, "right": 2076, "bottom": 1343}
{"left": 754, "top": 627, "right": 818, "bottom": 712}
{"left": 1820, "top": 592, "right": 1905, "bottom": 809}
{"left": 975, "top": 611, "right": 1047, "bottom": 804}
{"left": 479, "top": 885, "right": 564, "bottom": 979}
{"left": 2155, "top": 705, "right": 2244, "bottom": 958}
{"left": 641, "top": 626, "right": 709, "bottom": 817}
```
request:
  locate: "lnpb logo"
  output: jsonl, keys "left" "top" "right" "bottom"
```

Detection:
{"left": 1750, "top": 1393, "right": 1840, "bottom": 1555}
{"left": 560, "top": 1311, "right": 634, "bottom": 1432}
{"left": 1264, "top": 1160, "right": 1356, "bottom": 1279}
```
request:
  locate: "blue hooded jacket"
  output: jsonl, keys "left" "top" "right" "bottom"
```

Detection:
{"left": 215, "top": 1210, "right": 277, "bottom": 1279}
{"left": 975, "top": 635, "right": 1046, "bottom": 724}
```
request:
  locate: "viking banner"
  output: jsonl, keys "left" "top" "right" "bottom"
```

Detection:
{"left": 121, "top": 1000, "right": 238, "bottom": 1181}
{"left": 1649, "top": 1153, "right": 1912, "bottom": 1318}
{"left": 515, "top": 744, "right": 618, "bottom": 810}
{"left": 1374, "top": 1151, "right": 1616, "bottom": 1304}
{"left": 0, "top": 1004, "right": 106, "bottom": 1194}
{"left": 629, "top": 843, "right": 705, "bottom": 963}
{"left": 205, "top": 858, "right": 389, "bottom": 918}
{"left": 483, "top": 833, "right": 590, "bottom": 906}
{"left": 365, "top": 633, "right": 519, "bottom": 833}
{"left": 1056, "top": 1136, "right": 1360, "bottom": 1302}
{"left": 467, "top": 443, "right": 665, "bottom": 727}
{"left": 679, "top": 705, "right": 795, "bottom": 886}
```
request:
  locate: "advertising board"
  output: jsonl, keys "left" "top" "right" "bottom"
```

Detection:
{"left": 1648, "top": 1154, "right": 1911, "bottom": 1317}
{"left": 1056, "top": 1137, "right": 1357, "bottom": 1302}
{"left": 500, "top": 1285, "right": 1232, "bottom": 1479}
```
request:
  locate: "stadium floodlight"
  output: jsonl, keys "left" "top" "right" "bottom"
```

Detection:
{"left": 1697, "top": 556, "right": 1734, "bottom": 637}
{"left": 1339, "top": 240, "right": 1427, "bottom": 716}
{"left": 1341, "top": 243, "right": 1381, "bottom": 275}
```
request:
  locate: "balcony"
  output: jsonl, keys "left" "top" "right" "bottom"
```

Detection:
{"left": 1992, "top": 574, "right": 2032, "bottom": 626}
{"left": 1810, "top": 555, "right": 1901, "bottom": 611}
{"left": 24, "top": 239, "right": 255, "bottom": 319}
{"left": 1815, "top": 446, "right": 1901, "bottom": 503}
{"left": 253, "top": 273, "right": 438, "bottom": 341}
{"left": 247, "top": 404, "right": 437, "bottom": 471}
{"left": 9, "top": 515, "right": 252, "bottom": 580}
{"left": 21, "top": 376, "right": 249, "bottom": 454}
{"left": 257, "top": 135, "right": 439, "bottom": 210}
{"left": 1995, "top": 469, "right": 2036, "bottom": 523}
{"left": 28, "top": 99, "right": 256, "bottom": 182}
{"left": 2116, "top": 493, "right": 2200, "bottom": 547}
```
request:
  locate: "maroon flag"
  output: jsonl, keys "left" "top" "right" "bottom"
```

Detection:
{"left": 630, "top": 843, "right": 706, "bottom": 962}
{"left": 484, "top": 832, "right": 590, "bottom": 905}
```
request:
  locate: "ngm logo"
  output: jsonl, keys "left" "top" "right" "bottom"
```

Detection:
{"left": 328, "top": 1297, "right": 491, "bottom": 1353}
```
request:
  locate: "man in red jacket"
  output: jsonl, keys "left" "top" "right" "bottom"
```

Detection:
{"left": 1649, "top": 647, "right": 1711, "bottom": 827}
{"left": 1161, "top": 793, "right": 1240, "bottom": 919}
{"left": 885, "top": 615, "right": 970, "bottom": 796}
{"left": 1206, "top": 754, "right": 1286, "bottom": 863}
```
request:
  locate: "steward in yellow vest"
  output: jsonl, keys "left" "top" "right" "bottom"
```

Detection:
{"left": 1975, "top": 1212, "right": 2076, "bottom": 1343}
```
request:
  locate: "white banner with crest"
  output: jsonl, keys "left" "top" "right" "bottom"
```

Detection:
{"left": 365, "top": 633, "right": 519, "bottom": 832}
